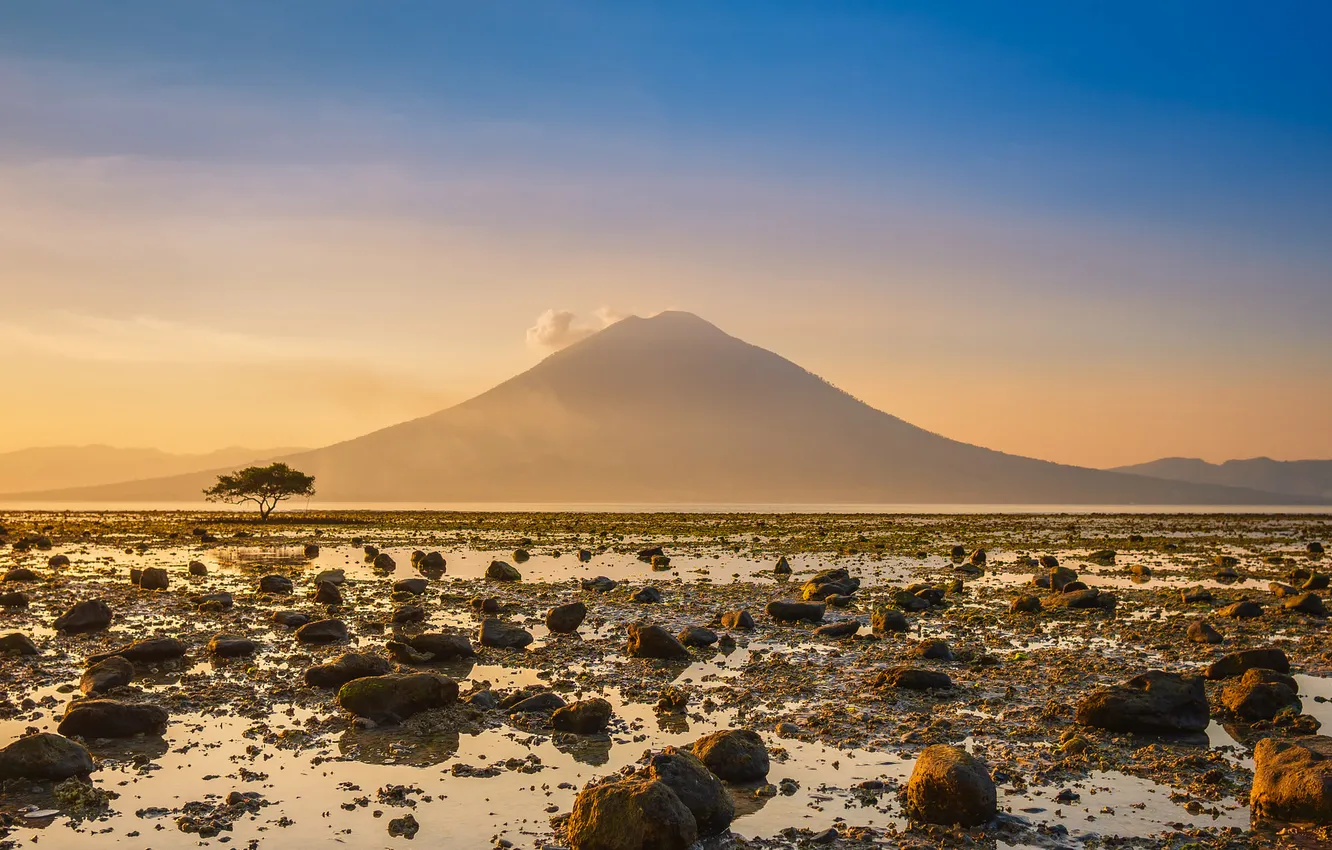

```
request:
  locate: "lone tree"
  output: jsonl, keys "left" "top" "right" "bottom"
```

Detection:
{"left": 203, "top": 463, "right": 316, "bottom": 520}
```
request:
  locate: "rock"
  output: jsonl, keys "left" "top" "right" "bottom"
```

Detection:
{"left": 582, "top": 576, "right": 617, "bottom": 593}
{"left": 3, "top": 568, "right": 39, "bottom": 582}
{"left": 469, "top": 596, "right": 501, "bottom": 613}
{"left": 1075, "top": 671, "right": 1209, "bottom": 733}
{"left": 336, "top": 673, "right": 459, "bottom": 723}
{"left": 258, "top": 575, "right": 293, "bottom": 594}
{"left": 272, "top": 611, "right": 310, "bottom": 628}
{"left": 566, "top": 776, "right": 697, "bottom": 850}
{"left": 0, "top": 591, "right": 29, "bottom": 608}
{"left": 509, "top": 692, "right": 567, "bottom": 713}
{"left": 392, "top": 604, "right": 426, "bottom": 625}
{"left": 766, "top": 599, "right": 825, "bottom": 623}
{"left": 1222, "top": 669, "right": 1302, "bottom": 721}
{"left": 547, "top": 601, "right": 588, "bottom": 633}
{"left": 691, "top": 729, "right": 769, "bottom": 782}
{"left": 314, "top": 581, "right": 342, "bottom": 605}
{"left": 80, "top": 657, "right": 133, "bottom": 694}
{"left": 48, "top": 554, "right": 70, "bottom": 568}
{"left": 1039, "top": 555, "right": 1060, "bottom": 569}
{"left": 647, "top": 747, "right": 734, "bottom": 836}
{"left": 478, "top": 618, "right": 533, "bottom": 649}
{"left": 1182, "top": 588, "right": 1214, "bottom": 604}
{"left": 1087, "top": 549, "right": 1116, "bottom": 565}
{"left": 193, "top": 591, "right": 234, "bottom": 611}
{"left": 1218, "top": 600, "right": 1263, "bottom": 619}
{"left": 487, "top": 560, "right": 521, "bottom": 582}
{"left": 632, "top": 586, "right": 663, "bottom": 604}
{"left": 677, "top": 626, "right": 718, "bottom": 647}
{"left": 719, "top": 610, "right": 755, "bottom": 631}
{"left": 577, "top": 549, "right": 593, "bottom": 562}
{"left": 387, "top": 641, "right": 434, "bottom": 664}
{"left": 1251, "top": 736, "right": 1332, "bottom": 824}
{"left": 814, "top": 620, "right": 860, "bottom": 638}
{"left": 315, "top": 568, "right": 346, "bottom": 585}
{"left": 650, "top": 554, "right": 672, "bottom": 570}
{"left": 207, "top": 635, "right": 257, "bottom": 657}
{"left": 53, "top": 600, "right": 112, "bottom": 633}
{"left": 188, "top": 561, "right": 208, "bottom": 576}
{"left": 1130, "top": 564, "right": 1152, "bottom": 578}
{"left": 1207, "top": 648, "right": 1290, "bottom": 680}
{"left": 1285, "top": 593, "right": 1328, "bottom": 617}
{"left": 949, "top": 545, "right": 967, "bottom": 558}
{"left": 0, "top": 733, "right": 95, "bottom": 781}
{"left": 871, "top": 607, "right": 909, "bottom": 633}
{"left": 372, "top": 553, "right": 396, "bottom": 571}
{"left": 636, "top": 546, "right": 665, "bottom": 561}
{"left": 138, "top": 567, "right": 169, "bottom": 590}
{"left": 553, "top": 698, "right": 614, "bottom": 734}
{"left": 904, "top": 744, "right": 997, "bottom": 826}
{"left": 876, "top": 667, "right": 953, "bottom": 690}
{"left": 363, "top": 545, "right": 379, "bottom": 559}
{"left": 387, "top": 813, "right": 419, "bottom": 839}
{"left": 1048, "top": 587, "right": 1117, "bottom": 610}
{"left": 1270, "top": 582, "right": 1300, "bottom": 598}
{"left": 1010, "top": 595, "right": 1042, "bottom": 614}
{"left": 825, "top": 593, "right": 856, "bottom": 607}
{"left": 58, "top": 700, "right": 169, "bottom": 738}
{"left": 295, "top": 619, "right": 349, "bottom": 644}
{"left": 1215, "top": 554, "right": 1241, "bottom": 569}
{"left": 303, "top": 543, "right": 320, "bottom": 558}
{"left": 800, "top": 568, "right": 860, "bottom": 601}
{"left": 1049, "top": 566, "right": 1079, "bottom": 591}
{"left": 1304, "top": 573, "right": 1330, "bottom": 591}
{"left": 1310, "top": 542, "right": 1326, "bottom": 554}
{"left": 88, "top": 638, "right": 187, "bottom": 664}
{"left": 407, "top": 633, "right": 476, "bottom": 659}
{"left": 304, "top": 652, "right": 392, "bottom": 688}
{"left": 0, "top": 632, "right": 39, "bottom": 655}
{"left": 1187, "top": 620, "right": 1224, "bottom": 644}
{"left": 969, "top": 548, "right": 987, "bottom": 565}
{"left": 419, "top": 551, "right": 447, "bottom": 571}
{"left": 394, "top": 578, "right": 428, "bottom": 595}
{"left": 774, "top": 556, "right": 791, "bottom": 575}
{"left": 912, "top": 639, "right": 953, "bottom": 661}
{"left": 626, "top": 624, "right": 690, "bottom": 661}
{"left": 513, "top": 548, "right": 531, "bottom": 563}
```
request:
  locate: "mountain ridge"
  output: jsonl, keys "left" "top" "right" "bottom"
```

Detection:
{"left": 0, "top": 444, "right": 308, "bottom": 494}
{"left": 2, "top": 312, "right": 1322, "bottom": 505}
{"left": 1110, "top": 456, "right": 1332, "bottom": 500}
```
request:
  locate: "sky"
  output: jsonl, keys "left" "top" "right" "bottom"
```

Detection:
{"left": 1, "top": 1, "right": 1329, "bottom": 468}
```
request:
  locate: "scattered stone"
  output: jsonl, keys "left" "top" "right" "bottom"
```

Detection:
{"left": 88, "top": 638, "right": 186, "bottom": 664}
{"left": 582, "top": 576, "right": 617, "bottom": 593}
{"left": 912, "top": 639, "right": 953, "bottom": 661}
{"left": 407, "top": 633, "right": 475, "bottom": 660}
{"left": 0, "top": 632, "right": 39, "bottom": 656}
{"left": 138, "top": 567, "right": 169, "bottom": 590}
{"left": 305, "top": 653, "right": 392, "bottom": 689}
{"left": 1221, "top": 669, "right": 1302, "bottom": 721}
{"left": 81, "top": 656, "right": 133, "bottom": 694}
{"left": 419, "top": 551, "right": 446, "bottom": 571}
{"left": 1010, "top": 595, "right": 1042, "bottom": 614}
{"left": 800, "top": 568, "right": 859, "bottom": 601}
{"left": 314, "top": 581, "right": 343, "bottom": 605}
{"left": 1206, "top": 648, "right": 1290, "bottom": 680}
{"left": 1187, "top": 620, "right": 1224, "bottom": 644}
{"left": 3, "top": 568, "right": 39, "bottom": 583}
{"left": 876, "top": 667, "right": 953, "bottom": 690}
{"left": 272, "top": 611, "right": 310, "bottom": 629}
{"left": 566, "top": 776, "right": 697, "bottom": 850}
{"left": 1217, "top": 600, "right": 1263, "bottom": 619}
{"left": 295, "top": 619, "right": 349, "bottom": 644}
{"left": 0, "top": 733, "right": 95, "bottom": 781}
{"left": 627, "top": 624, "right": 690, "bottom": 661}
{"left": 337, "top": 673, "right": 459, "bottom": 723}
{"left": 479, "top": 618, "right": 533, "bottom": 649}
{"left": 487, "top": 560, "right": 521, "bottom": 582}
{"left": 553, "top": 698, "right": 613, "bottom": 734}
{"left": 814, "top": 620, "right": 860, "bottom": 638}
{"left": 691, "top": 729, "right": 769, "bottom": 782}
{"left": 387, "top": 812, "right": 419, "bottom": 838}
{"left": 719, "top": 609, "right": 755, "bottom": 630}
{"left": 632, "top": 586, "right": 663, "bottom": 604}
{"left": 188, "top": 561, "right": 208, "bottom": 576}
{"left": 394, "top": 578, "right": 428, "bottom": 595}
{"left": 58, "top": 700, "right": 169, "bottom": 738}
{"left": 258, "top": 575, "right": 294, "bottom": 595}
{"left": 207, "top": 635, "right": 257, "bottom": 658}
{"left": 774, "top": 556, "right": 791, "bottom": 575}
{"left": 1251, "top": 736, "right": 1332, "bottom": 824}
{"left": 871, "top": 607, "right": 909, "bottom": 633}
{"left": 1284, "top": 593, "right": 1328, "bottom": 617}
{"left": 53, "top": 600, "right": 112, "bottom": 633}
{"left": 766, "top": 599, "right": 825, "bottom": 623}
{"left": 373, "top": 553, "right": 396, "bottom": 571}
{"left": 0, "top": 590, "right": 29, "bottom": 608}
{"left": 547, "top": 601, "right": 588, "bottom": 633}
{"left": 647, "top": 747, "right": 734, "bottom": 836}
{"left": 677, "top": 626, "right": 718, "bottom": 647}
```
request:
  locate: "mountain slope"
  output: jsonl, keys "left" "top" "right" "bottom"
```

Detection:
{"left": 0, "top": 445, "right": 307, "bottom": 494}
{"left": 1111, "top": 457, "right": 1332, "bottom": 500}
{"left": 4, "top": 312, "right": 1319, "bottom": 505}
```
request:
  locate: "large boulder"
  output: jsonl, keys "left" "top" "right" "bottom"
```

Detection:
{"left": 88, "top": 638, "right": 187, "bottom": 665}
{"left": 1075, "top": 671, "right": 1209, "bottom": 734}
{"left": 647, "top": 747, "right": 734, "bottom": 836}
{"left": 766, "top": 599, "right": 825, "bottom": 623}
{"left": 1206, "top": 648, "right": 1290, "bottom": 680}
{"left": 1220, "top": 669, "right": 1302, "bottom": 721}
{"left": 53, "top": 600, "right": 112, "bottom": 633}
{"left": 626, "top": 624, "right": 690, "bottom": 661}
{"left": 547, "top": 602, "right": 588, "bottom": 634}
{"left": 690, "top": 729, "right": 769, "bottom": 783}
{"left": 553, "top": 698, "right": 614, "bottom": 735}
{"left": 407, "top": 633, "right": 476, "bottom": 660}
{"left": 81, "top": 656, "right": 134, "bottom": 694}
{"left": 58, "top": 700, "right": 169, "bottom": 738}
{"left": 479, "top": 618, "right": 534, "bottom": 649}
{"left": 337, "top": 673, "right": 458, "bottom": 723}
{"left": 304, "top": 652, "right": 392, "bottom": 689}
{"left": 904, "top": 744, "right": 997, "bottom": 826}
{"left": 566, "top": 776, "right": 697, "bottom": 850}
{"left": 0, "top": 733, "right": 95, "bottom": 781}
{"left": 1251, "top": 736, "right": 1332, "bottom": 824}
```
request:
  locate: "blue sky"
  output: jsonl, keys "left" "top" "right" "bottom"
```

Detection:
{"left": 1, "top": 2, "right": 1328, "bottom": 464}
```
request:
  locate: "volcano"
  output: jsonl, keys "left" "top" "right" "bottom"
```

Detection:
{"left": 3, "top": 312, "right": 1315, "bottom": 505}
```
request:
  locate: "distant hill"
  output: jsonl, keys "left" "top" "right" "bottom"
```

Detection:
{"left": 0, "top": 445, "right": 307, "bottom": 494}
{"left": 1110, "top": 457, "right": 1332, "bottom": 500}
{"left": 2, "top": 312, "right": 1319, "bottom": 505}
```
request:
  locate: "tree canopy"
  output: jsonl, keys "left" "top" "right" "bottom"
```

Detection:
{"left": 203, "top": 463, "right": 316, "bottom": 519}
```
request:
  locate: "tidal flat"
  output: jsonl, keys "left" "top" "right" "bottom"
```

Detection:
{"left": 1, "top": 510, "right": 1330, "bottom": 850}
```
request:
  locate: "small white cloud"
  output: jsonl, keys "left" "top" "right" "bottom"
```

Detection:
{"left": 526, "top": 307, "right": 624, "bottom": 351}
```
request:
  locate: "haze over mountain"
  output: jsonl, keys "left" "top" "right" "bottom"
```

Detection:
{"left": 3, "top": 312, "right": 1318, "bottom": 506}
{"left": 1110, "top": 457, "right": 1332, "bottom": 501}
{"left": 0, "top": 445, "right": 307, "bottom": 494}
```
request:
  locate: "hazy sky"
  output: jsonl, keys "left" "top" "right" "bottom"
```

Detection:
{"left": 2, "top": 1, "right": 1329, "bottom": 468}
